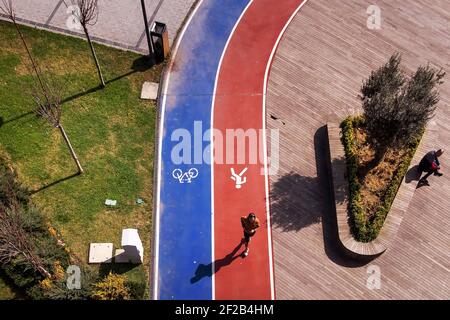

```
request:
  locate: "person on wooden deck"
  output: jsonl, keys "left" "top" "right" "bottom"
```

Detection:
{"left": 419, "top": 149, "right": 444, "bottom": 185}
{"left": 240, "top": 213, "right": 260, "bottom": 257}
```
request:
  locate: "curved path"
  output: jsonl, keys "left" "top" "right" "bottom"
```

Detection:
{"left": 267, "top": 0, "right": 450, "bottom": 299}
{"left": 153, "top": 0, "right": 307, "bottom": 299}
{"left": 154, "top": 0, "right": 450, "bottom": 300}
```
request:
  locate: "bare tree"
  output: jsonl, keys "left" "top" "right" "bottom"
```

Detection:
{"left": 362, "top": 53, "right": 444, "bottom": 153}
{"left": 0, "top": 201, "right": 51, "bottom": 279}
{"left": 1, "top": 1, "right": 84, "bottom": 174}
{"left": 0, "top": 0, "right": 46, "bottom": 94}
{"left": 72, "top": 0, "right": 105, "bottom": 87}
{"left": 33, "top": 78, "right": 84, "bottom": 174}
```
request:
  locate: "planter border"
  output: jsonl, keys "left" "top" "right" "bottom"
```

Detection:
{"left": 326, "top": 119, "right": 437, "bottom": 257}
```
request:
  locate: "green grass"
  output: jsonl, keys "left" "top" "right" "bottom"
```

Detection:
{"left": 0, "top": 20, "right": 162, "bottom": 299}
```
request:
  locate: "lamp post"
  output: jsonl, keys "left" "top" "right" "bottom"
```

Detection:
{"left": 140, "top": 0, "right": 154, "bottom": 58}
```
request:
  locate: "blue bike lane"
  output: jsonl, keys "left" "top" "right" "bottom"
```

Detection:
{"left": 154, "top": 0, "right": 251, "bottom": 300}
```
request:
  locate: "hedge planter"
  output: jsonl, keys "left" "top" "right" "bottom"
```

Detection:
{"left": 326, "top": 119, "right": 437, "bottom": 258}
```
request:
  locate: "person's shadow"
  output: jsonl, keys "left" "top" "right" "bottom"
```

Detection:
{"left": 190, "top": 240, "right": 244, "bottom": 284}
{"left": 405, "top": 164, "right": 431, "bottom": 188}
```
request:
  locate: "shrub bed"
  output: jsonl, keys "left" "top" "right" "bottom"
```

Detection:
{"left": 0, "top": 149, "right": 146, "bottom": 299}
{"left": 0, "top": 150, "right": 95, "bottom": 299}
{"left": 340, "top": 116, "right": 422, "bottom": 242}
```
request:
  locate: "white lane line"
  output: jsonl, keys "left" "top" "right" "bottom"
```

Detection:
{"left": 262, "top": 0, "right": 310, "bottom": 300}
{"left": 210, "top": 0, "right": 255, "bottom": 300}
{"left": 153, "top": 0, "right": 206, "bottom": 300}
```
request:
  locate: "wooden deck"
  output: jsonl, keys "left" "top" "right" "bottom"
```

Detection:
{"left": 267, "top": 0, "right": 450, "bottom": 299}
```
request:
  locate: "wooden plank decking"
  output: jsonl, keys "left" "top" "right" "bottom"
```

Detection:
{"left": 267, "top": 0, "right": 450, "bottom": 299}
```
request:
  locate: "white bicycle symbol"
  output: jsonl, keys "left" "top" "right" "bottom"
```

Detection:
{"left": 172, "top": 168, "right": 199, "bottom": 183}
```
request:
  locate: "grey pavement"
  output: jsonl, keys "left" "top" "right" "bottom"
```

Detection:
{"left": 0, "top": 0, "right": 196, "bottom": 54}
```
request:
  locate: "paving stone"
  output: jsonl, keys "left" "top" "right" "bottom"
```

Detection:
{"left": 1, "top": 0, "right": 196, "bottom": 54}
{"left": 89, "top": 243, "right": 114, "bottom": 264}
{"left": 141, "top": 81, "right": 159, "bottom": 100}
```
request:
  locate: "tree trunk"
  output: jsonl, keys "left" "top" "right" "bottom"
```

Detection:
{"left": 12, "top": 19, "right": 46, "bottom": 95}
{"left": 58, "top": 124, "right": 84, "bottom": 174}
{"left": 83, "top": 25, "right": 105, "bottom": 88}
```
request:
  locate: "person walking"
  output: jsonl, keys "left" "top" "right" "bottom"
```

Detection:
{"left": 240, "top": 212, "right": 260, "bottom": 257}
{"left": 419, "top": 149, "right": 444, "bottom": 185}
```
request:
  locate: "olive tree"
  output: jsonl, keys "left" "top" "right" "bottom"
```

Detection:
{"left": 361, "top": 53, "right": 444, "bottom": 158}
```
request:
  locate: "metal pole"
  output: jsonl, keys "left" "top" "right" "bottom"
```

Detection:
{"left": 140, "top": 0, "right": 154, "bottom": 57}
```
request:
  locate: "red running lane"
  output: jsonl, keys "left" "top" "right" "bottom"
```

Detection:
{"left": 213, "top": 0, "right": 307, "bottom": 300}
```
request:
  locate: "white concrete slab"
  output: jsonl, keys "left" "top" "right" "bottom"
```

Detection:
{"left": 140, "top": 81, "right": 159, "bottom": 100}
{"left": 88, "top": 243, "right": 114, "bottom": 264}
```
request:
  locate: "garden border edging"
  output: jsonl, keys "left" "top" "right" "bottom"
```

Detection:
{"left": 326, "top": 119, "right": 436, "bottom": 258}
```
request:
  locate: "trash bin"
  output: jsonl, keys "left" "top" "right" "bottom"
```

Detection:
{"left": 151, "top": 21, "right": 170, "bottom": 63}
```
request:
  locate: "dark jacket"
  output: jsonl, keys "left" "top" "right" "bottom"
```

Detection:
{"left": 419, "top": 151, "right": 440, "bottom": 172}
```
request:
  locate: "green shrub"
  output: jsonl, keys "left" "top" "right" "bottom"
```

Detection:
{"left": 0, "top": 151, "right": 94, "bottom": 299}
{"left": 91, "top": 272, "right": 131, "bottom": 300}
{"left": 30, "top": 267, "right": 98, "bottom": 300}
{"left": 361, "top": 53, "right": 444, "bottom": 150}
{"left": 126, "top": 279, "right": 146, "bottom": 300}
{"left": 0, "top": 151, "right": 29, "bottom": 206}
{"left": 340, "top": 116, "right": 422, "bottom": 242}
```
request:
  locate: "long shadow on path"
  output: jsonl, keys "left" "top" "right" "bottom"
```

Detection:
{"left": 269, "top": 125, "right": 374, "bottom": 268}
{"left": 190, "top": 241, "right": 244, "bottom": 284}
{"left": 314, "top": 125, "right": 377, "bottom": 267}
{"left": 270, "top": 172, "right": 321, "bottom": 232}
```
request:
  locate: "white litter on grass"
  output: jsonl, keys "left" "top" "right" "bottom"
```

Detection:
{"left": 105, "top": 199, "right": 117, "bottom": 206}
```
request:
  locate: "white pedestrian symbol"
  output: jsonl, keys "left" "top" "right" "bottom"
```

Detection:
{"left": 231, "top": 167, "right": 248, "bottom": 189}
{"left": 172, "top": 168, "right": 199, "bottom": 183}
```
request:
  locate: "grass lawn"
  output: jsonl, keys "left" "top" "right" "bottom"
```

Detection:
{"left": 0, "top": 20, "right": 162, "bottom": 298}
